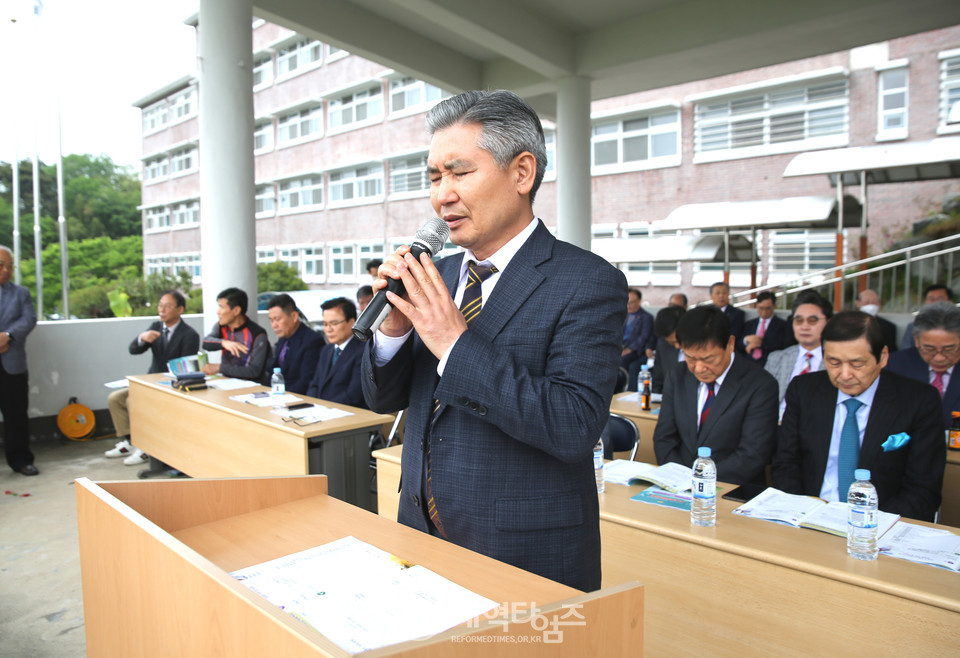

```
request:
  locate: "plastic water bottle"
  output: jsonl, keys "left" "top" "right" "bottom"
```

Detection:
{"left": 271, "top": 367, "right": 285, "bottom": 396}
{"left": 691, "top": 446, "right": 717, "bottom": 526}
{"left": 594, "top": 437, "right": 605, "bottom": 493}
{"left": 639, "top": 364, "right": 652, "bottom": 411}
{"left": 847, "top": 469, "right": 879, "bottom": 560}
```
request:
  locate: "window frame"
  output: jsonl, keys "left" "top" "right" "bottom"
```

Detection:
{"left": 328, "top": 164, "right": 385, "bottom": 207}
{"left": 277, "top": 176, "right": 325, "bottom": 214}
{"left": 328, "top": 85, "right": 384, "bottom": 133}
{"left": 876, "top": 63, "right": 909, "bottom": 142}
{"left": 590, "top": 108, "right": 681, "bottom": 175}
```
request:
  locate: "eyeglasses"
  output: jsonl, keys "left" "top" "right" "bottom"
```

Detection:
{"left": 793, "top": 315, "right": 825, "bottom": 326}
{"left": 917, "top": 344, "right": 960, "bottom": 357}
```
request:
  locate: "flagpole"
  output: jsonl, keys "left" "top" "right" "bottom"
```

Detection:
{"left": 57, "top": 96, "right": 69, "bottom": 318}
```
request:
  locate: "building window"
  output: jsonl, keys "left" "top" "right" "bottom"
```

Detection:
{"left": 145, "top": 255, "right": 170, "bottom": 276}
{"left": 256, "top": 248, "right": 276, "bottom": 264}
{"left": 327, "top": 44, "right": 347, "bottom": 60}
{"left": 358, "top": 243, "right": 384, "bottom": 275}
{"left": 143, "top": 102, "right": 167, "bottom": 134}
{"left": 388, "top": 154, "right": 429, "bottom": 196}
{"left": 939, "top": 52, "right": 960, "bottom": 131}
{"left": 769, "top": 229, "right": 835, "bottom": 273}
{"left": 277, "top": 106, "right": 322, "bottom": 144}
{"left": 168, "top": 88, "right": 196, "bottom": 124}
{"left": 329, "top": 165, "right": 384, "bottom": 205}
{"left": 389, "top": 77, "right": 446, "bottom": 114}
{"left": 144, "top": 207, "right": 170, "bottom": 230}
{"left": 695, "top": 79, "right": 848, "bottom": 159}
{"left": 544, "top": 130, "right": 556, "bottom": 179}
{"left": 278, "top": 176, "right": 324, "bottom": 211}
{"left": 277, "top": 38, "right": 322, "bottom": 77}
{"left": 170, "top": 147, "right": 197, "bottom": 175}
{"left": 171, "top": 201, "right": 200, "bottom": 227}
{"left": 255, "top": 185, "right": 275, "bottom": 218}
{"left": 279, "top": 248, "right": 300, "bottom": 273}
{"left": 254, "top": 120, "right": 274, "bottom": 152}
{"left": 877, "top": 67, "right": 908, "bottom": 140}
{"left": 330, "top": 244, "right": 355, "bottom": 278}
{"left": 173, "top": 253, "right": 201, "bottom": 281}
{"left": 253, "top": 54, "right": 273, "bottom": 89}
{"left": 592, "top": 110, "right": 680, "bottom": 172}
{"left": 302, "top": 246, "right": 324, "bottom": 279}
{"left": 328, "top": 86, "right": 383, "bottom": 131}
{"left": 143, "top": 157, "right": 168, "bottom": 182}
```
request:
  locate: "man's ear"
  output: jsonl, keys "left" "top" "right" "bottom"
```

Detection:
{"left": 513, "top": 151, "right": 537, "bottom": 195}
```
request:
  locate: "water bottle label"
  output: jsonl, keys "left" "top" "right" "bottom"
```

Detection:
{"left": 692, "top": 479, "right": 716, "bottom": 499}
{"left": 594, "top": 452, "right": 604, "bottom": 469}
{"left": 848, "top": 507, "right": 878, "bottom": 529}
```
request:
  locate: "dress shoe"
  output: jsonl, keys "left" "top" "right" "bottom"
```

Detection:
{"left": 19, "top": 464, "right": 39, "bottom": 476}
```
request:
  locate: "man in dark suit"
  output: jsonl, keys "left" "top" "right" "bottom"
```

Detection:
{"left": 901, "top": 284, "right": 954, "bottom": 349}
{"left": 653, "top": 305, "right": 779, "bottom": 486}
{"left": 0, "top": 246, "right": 38, "bottom": 476}
{"left": 105, "top": 290, "right": 201, "bottom": 465}
{"left": 361, "top": 90, "right": 626, "bottom": 592}
{"left": 265, "top": 293, "right": 323, "bottom": 394}
{"left": 886, "top": 301, "right": 960, "bottom": 430}
{"left": 306, "top": 297, "right": 365, "bottom": 408}
{"left": 742, "top": 291, "right": 789, "bottom": 366}
{"left": 622, "top": 288, "right": 654, "bottom": 382}
{"left": 773, "top": 311, "right": 945, "bottom": 522}
{"left": 855, "top": 289, "right": 898, "bottom": 353}
{"left": 710, "top": 282, "right": 745, "bottom": 347}
{"left": 650, "top": 305, "right": 685, "bottom": 394}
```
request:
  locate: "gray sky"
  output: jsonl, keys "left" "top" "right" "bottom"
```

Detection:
{"left": 0, "top": 0, "right": 198, "bottom": 169}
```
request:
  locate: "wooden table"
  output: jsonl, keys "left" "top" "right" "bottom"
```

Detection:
{"left": 373, "top": 445, "right": 959, "bottom": 654}
{"left": 128, "top": 373, "right": 393, "bottom": 510}
{"left": 76, "top": 475, "right": 644, "bottom": 656}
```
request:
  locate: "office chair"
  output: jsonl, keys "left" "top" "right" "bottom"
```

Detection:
{"left": 602, "top": 412, "right": 639, "bottom": 461}
{"left": 615, "top": 367, "right": 629, "bottom": 393}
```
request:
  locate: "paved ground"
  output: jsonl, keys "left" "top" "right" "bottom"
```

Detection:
{"left": 0, "top": 437, "right": 164, "bottom": 658}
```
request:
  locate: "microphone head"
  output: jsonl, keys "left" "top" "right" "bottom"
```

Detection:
{"left": 413, "top": 217, "right": 451, "bottom": 256}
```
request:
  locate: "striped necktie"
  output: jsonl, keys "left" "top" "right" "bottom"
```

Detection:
{"left": 933, "top": 370, "right": 945, "bottom": 398}
{"left": 426, "top": 259, "right": 498, "bottom": 539}
{"left": 698, "top": 382, "right": 715, "bottom": 431}
{"left": 799, "top": 352, "right": 813, "bottom": 375}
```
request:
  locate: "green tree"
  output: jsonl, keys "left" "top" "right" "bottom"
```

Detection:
{"left": 257, "top": 261, "right": 307, "bottom": 292}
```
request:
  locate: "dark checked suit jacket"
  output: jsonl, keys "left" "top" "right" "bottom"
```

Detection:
{"left": 129, "top": 320, "right": 200, "bottom": 374}
{"left": 653, "top": 354, "right": 779, "bottom": 486}
{"left": 362, "top": 220, "right": 627, "bottom": 592}
{"left": 772, "top": 370, "right": 945, "bottom": 522}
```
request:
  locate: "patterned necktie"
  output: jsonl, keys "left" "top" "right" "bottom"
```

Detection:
{"left": 278, "top": 341, "right": 289, "bottom": 365}
{"left": 837, "top": 398, "right": 863, "bottom": 499}
{"left": 800, "top": 352, "right": 813, "bottom": 375}
{"left": 332, "top": 346, "right": 342, "bottom": 365}
{"left": 426, "top": 259, "right": 499, "bottom": 539}
{"left": 752, "top": 319, "right": 765, "bottom": 360}
{"left": 161, "top": 326, "right": 169, "bottom": 349}
{"left": 699, "top": 382, "right": 715, "bottom": 431}
{"left": 933, "top": 370, "right": 945, "bottom": 398}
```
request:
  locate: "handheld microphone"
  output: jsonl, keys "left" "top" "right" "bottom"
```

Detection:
{"left": 352, "top": 217, "right": 451, "bottom": 342}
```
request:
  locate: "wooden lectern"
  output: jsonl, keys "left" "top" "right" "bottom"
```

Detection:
{"left": 76, "top": 475, "right": 643, "bottom": 656}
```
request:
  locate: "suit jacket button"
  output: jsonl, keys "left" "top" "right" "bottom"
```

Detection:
{"left": 413, "top": 495, "right": 420, "bottom": 508}
{"left": 468, "top": 401, "right": 479, "bottom": 410}
{"left": 459, "top": 396, "right": 469, "bottom": 405}
{"left": 477, "top": 405, "right": 488, "bottom": 415}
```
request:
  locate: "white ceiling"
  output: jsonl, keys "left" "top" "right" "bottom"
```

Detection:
{"left": 253, "top": 0, "right": 960, "bottom": 118}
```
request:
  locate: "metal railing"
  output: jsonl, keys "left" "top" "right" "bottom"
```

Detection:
{"left": 731, "top": 234, "right": 960, "bottom": 312}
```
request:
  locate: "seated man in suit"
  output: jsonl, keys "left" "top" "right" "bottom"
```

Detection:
{"left": 886, "top": 301, "right": 960, "bottom": 430}
{"left": 650, "top": 304, "right": 685, "bottom": 394}
{"left": 772, "top": 311, "right": 945, "bottom": 522}
{"left": 669, "top": 292, "right": 688, "bottom": 308}
{"left": 653, "top": 305, "right": 779, "bottom": 486}
{"left": 710, "top": 282, "right": 745, "bottom": 347}
{"left": 265, "top": 293, "right": 323, "bottom": 394}
{"left": 900, "top": 284, "right": 954, "bottom": 349}
{"left": 765, "top": 290, "right": 832, "bottom": 419}
{"left": 105, "top": 290, "right": 201, "bottom": 465}
{"left": 202, "top": 287, "right": 272, "bottom": 382}
{"left": 623, "top": 288, "right": 654, "bottom": 390}
{"left": 306, "top": 297, "right": 366, "bottom": 408}
{"left": 855, "top": 289, "right": 898, "bottom": 354}
{"left": 742, "top": 291, "right": 789, "bottom": 366}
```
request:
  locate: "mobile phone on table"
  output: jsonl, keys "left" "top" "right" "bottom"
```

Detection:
{"left": 287, "top": 402, "right": 312, "bottom": 411}
{"left": 721, "top": 483, "right": 767, "bottom": 503}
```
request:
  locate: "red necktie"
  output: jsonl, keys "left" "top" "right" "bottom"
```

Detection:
{"left": 933, "top": 371, "right": 945, "bottom": 398}
{"left": 699, "top": 382, "right": 715, "bottom": 431}
{"left": 799, "top": 352, "right": 813, "bottom": 375}
{"left": 751, "top": 319, "right": 765, "bottom": 360}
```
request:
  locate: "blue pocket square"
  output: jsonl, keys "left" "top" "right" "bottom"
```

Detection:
{"left": 882, "top": 433, "right": 911, "bottom": 451}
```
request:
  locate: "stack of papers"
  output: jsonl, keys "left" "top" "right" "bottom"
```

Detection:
{"left": 732, "top": 487, "right": 901, "bottom": 538}
{"left": 270, "top": 404, "right": 354, "bottom": 424}
{"left": 231, "top": 536, "right": 498, "bottom": 653}
{"left": 230, "top": 392, "right": 303, "bottom": 407}
{"left": 879, "top": 522, "right": 960, "bottom": 571}
{"left": 603, "top": 460, "right": 692, "bottom": 493}
{"left": 208, "top": 377, "right": 260, "bottom": 391}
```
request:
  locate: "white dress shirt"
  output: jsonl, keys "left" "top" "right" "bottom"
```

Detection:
{"left": 820, "top": 376, "right": 880, "bottom": 502}
{"left": 696, "top": 353, "right": 735, "bottom": 430}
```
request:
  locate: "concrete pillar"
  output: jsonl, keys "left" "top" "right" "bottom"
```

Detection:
{"left": 555, "top": 76, "right": 592, "bottom": 250}
{"left": 198, "top": 0, "right": 255, "bottom": 331}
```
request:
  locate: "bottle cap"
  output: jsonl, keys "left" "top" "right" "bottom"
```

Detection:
{"left": 854, "top": 468, "right": 870, "bottom": 481}
{"left": 640, "top": 364, "right": 649, "bottom": 371}
{"left": 273, "top": 367, "right": 281, "bottom": 373}
{"left": 952, "top": 411, "right": 960, "bottom": 418}
{"left": 697, "top": 446, "right": 711, "bottom": 458}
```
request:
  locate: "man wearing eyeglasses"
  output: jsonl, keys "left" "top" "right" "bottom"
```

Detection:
{"left": 653, "top": 305, "right": 779, "bottom": 486}
{"left": 305, "top": 297, "right": 366, "bottom": 408}
{"left": 886, "top": 301, "right": 960, "bottom": 430}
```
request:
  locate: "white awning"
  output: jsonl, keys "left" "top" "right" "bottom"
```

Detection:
{"left": 656, "top": 195, "right": 862, "bottom": 231}
{"left": 593, "top": 234, "right": 754, "bottom": 263}
{"left": 783, "top": 137, "right": 960, "bottom": 185}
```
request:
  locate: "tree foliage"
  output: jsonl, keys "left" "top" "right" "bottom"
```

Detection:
{"left": 257, "top": 261, "right": 307, "bottom": 293}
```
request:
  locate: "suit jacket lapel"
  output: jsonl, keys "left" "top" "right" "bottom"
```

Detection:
{"left": 861, "top": 372, "right": 896, "bottom": 464}
{"left": 697, "top": 357, "right": 742, "bottom": 444}
{"left": 679, "top": 369, "right": 700, "bottom": 447}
